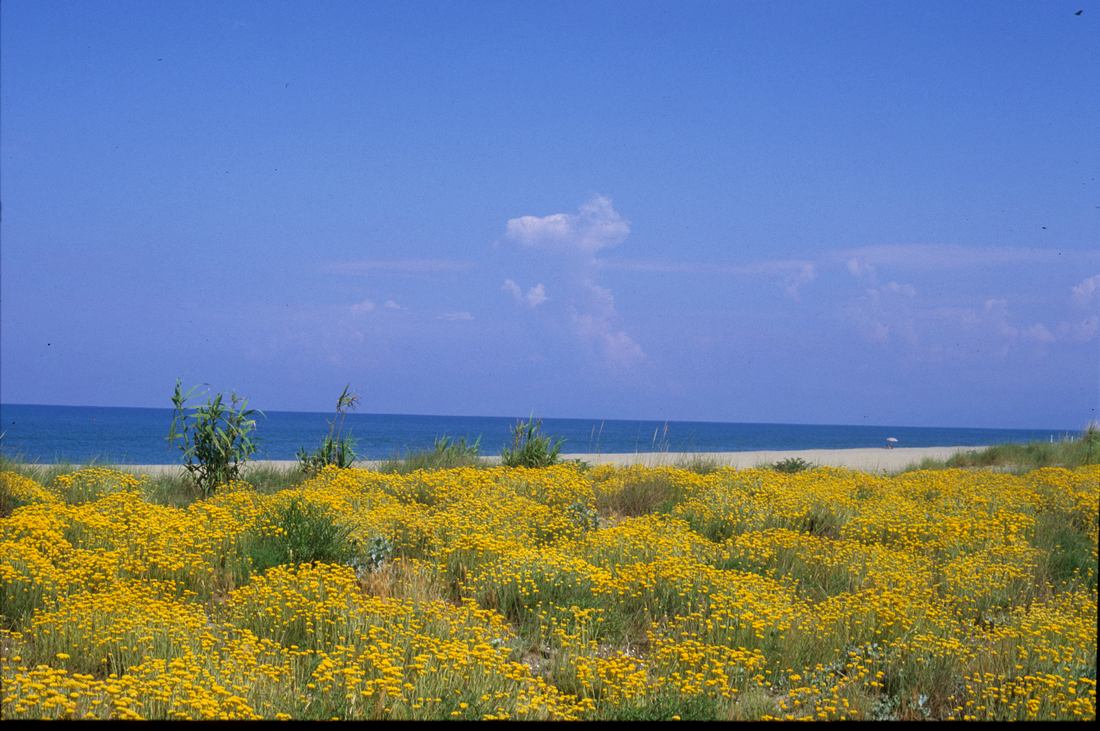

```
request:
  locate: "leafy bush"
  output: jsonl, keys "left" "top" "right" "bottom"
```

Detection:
{"left": 240, "top": 497, "right": 354, "bottom": 577}
{"left": 298, "top": 384, "right": 360, "bottom": 476}
{"left": 501, "top": 416, "right": 563, "bottom": 468}
{"left": 772, "top": 456, "right": 814, "bottom": 473}
{"left": 167, "top": 380, "right": 260, "bottom": 499}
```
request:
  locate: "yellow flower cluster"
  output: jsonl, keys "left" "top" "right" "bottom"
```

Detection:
{"left": 1, "top": 463, "right": 1096, "bottom": 720}
{"left": 51, "top": 468, "right": 146, "bottom": 505}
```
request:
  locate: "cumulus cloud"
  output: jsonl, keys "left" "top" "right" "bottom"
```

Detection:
{"left": 350, "top": 299, "right": 376, "bottom": 314}
{"left": 1072, "top": 274, "right": 1100, "bottom": 307}
{"left": 438, "top": 311, "right": 474, "bottom": 321}
{"left": 502, "top": 279, "right": 548, "bottom": 308}
{"left": 937, "top": 297, "right": 1098, "bottom": 350}
{"left": 502, "top": 196, "right": 644, "bottom": 367}
{"left": 383, "top": 299, "right": 403, "bottom": 310}
{"left": 505, "top": 195, "right": 630, "bottom": 254}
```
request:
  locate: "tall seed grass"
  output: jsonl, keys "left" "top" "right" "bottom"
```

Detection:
{"left": 375, "top": 435, "right": 485, "bottom": 473}
{"left": 898, "top": 425, "right": 1100, "bottom": 473}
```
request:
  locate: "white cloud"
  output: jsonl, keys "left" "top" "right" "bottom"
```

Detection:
{"left": 1072, "top": 274, "right": 1100, "bottom": 307}
{"left": 505, "top": 195, "right": 630, "bottom": 254}
{"left": 350, "top": 299, "right": 376, "bottom": 314}
{"left": 936, "top": 297, "right": 1098, "bottom": 349}
{"left": 502, "top": 278, "right": 522, "bottom": 300}
{"left": 526, "top": 283, "right": 548, "bottom": 307}
{"left": 503, "top": 279, "right": 548, "bottom": 308}
{"left": 383, "top": 299, "right": 403, "bottom": 310}
{"left": 502, "top": 196, "right": 645, "bottom": 367}
{"left": 438, "top": 311, "right": 474, "bottom": 321}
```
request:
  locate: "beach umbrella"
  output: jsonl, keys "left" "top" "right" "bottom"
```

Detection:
{"left": 885, "top": 437, "right": 898, "bottom": 448}
{"left": 886, "top": 437, "right": 898, "bottom": 443}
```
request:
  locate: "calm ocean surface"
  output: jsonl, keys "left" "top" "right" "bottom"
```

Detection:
{"left": 0, "top": 404, "right": 1073, "bottom": 465}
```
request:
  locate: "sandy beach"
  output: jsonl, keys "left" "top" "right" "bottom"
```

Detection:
{"left": 51, "top": 445, "right": 984, "bottom": 476}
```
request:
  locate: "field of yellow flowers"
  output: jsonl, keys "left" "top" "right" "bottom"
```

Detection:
{"left": 1, "top": 462, "right": 1096, "bottom": 720}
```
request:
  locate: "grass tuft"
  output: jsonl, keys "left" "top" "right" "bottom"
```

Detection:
{"left": 376, "top": 435, "right": 484, "bottom": 473}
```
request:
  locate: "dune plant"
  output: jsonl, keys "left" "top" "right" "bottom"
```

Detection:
{"left": 377, "top": 435, "right": 483, "bottom": 473}
{"left": 167, "top": 379, "right": 260, "bottom": 499}
{"left": 239, "top": 497, "right": 354, "bottom": 578}
{"left": 899, "top": 424, "right": 1100, "bottom": 474}
{"left": 501, "top": 415, "right": 564, "bottom": 468}
{"left": 297, "top": 384, "right": 359, "bottom": 476}
{"left": 772, "top": 456, "right": 814, "bottom": 473}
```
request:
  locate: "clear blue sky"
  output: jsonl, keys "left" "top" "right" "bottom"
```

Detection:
{"left": 2, "top": 0, "right": 1097, "bottom": 429}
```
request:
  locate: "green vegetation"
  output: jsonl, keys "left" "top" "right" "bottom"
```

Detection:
{"left": 596, "top": 472, "right": 683, "bottom": 517}
{"left": 0, "top": 456, "right": 85, "bottom": 491}
{"left": 167, "top": 379, "right": 261, "bottom": 499}
{"left": 238, "top": 497, "right": 354, "bottom": 579}
{"left": 899, "top": 424, "right": 1100, "bottom": 474}
{"left": 297, "top": 384, "right": 360, "bottom": 476}
{"left": 772, "top": 456, "right": 815, "bottom": 473}
{"left": 501, "top": 416, "right": 563, "bottom": 468}
{"left": 376, "top": 435, "right": 484, "bottom": 473}
{"left": 673, "top": 454, "right": 723, "bottom": 474}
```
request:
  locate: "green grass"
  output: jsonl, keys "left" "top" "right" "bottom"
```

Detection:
{"left": 0, "top": 454, "right": 89, "bottom": 486}
{"left": 672, "top": 454, "right": 723, "bottom": 474}
{"left": 771, "top": 456, "right": 816, "bottom": 473}
{"left": 596, "top": 473, "right": 684, "bottom": 517}
{"left": 375, "top": 435, "right": 486, "bottom": 474}
{"left": 897, "top": 425, "right": 1100, "bottom": 474}
{"left": 237, "top": 497, "right": 355, "bottom": 580}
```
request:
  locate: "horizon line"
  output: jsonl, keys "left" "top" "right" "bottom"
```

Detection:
{"left": 0, "top": 401, "right": 1083, "bottom": 435}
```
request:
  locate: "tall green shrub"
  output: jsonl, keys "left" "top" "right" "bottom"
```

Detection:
{"left": 167, "top": 379, "right": 260, "bottom": 498}
{"left": 501, "top": 416, "right": 563, "bottom": 468}
{"left": 297, "top": 384, "right": 360, "bottom": 476}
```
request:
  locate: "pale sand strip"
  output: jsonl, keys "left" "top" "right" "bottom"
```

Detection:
{"left": 33, "top": 445, "right": 983, "bottom": 476}
{"left": 558, "top": 446, "right": 983, "bottom": 472}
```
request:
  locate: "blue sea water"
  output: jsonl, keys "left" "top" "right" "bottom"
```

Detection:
{"left": 0, "top": 404, "right": 1074, "bottom": 465}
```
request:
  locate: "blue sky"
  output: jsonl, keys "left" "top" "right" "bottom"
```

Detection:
{"left": 2, "top": 0, "right": 1097, "bottom": 429}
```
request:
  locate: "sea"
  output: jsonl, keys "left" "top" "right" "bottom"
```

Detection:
{"left": 0, "top": 403, "right": 1075, "bottom": 465}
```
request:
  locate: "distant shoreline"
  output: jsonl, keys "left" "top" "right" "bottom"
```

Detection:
{"left": 17, "top": 445, "right": 987, "bottom": 475}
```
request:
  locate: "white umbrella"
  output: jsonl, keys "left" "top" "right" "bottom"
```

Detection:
{"left": 886, "top": 437, "right": 898, "bottom": 443}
